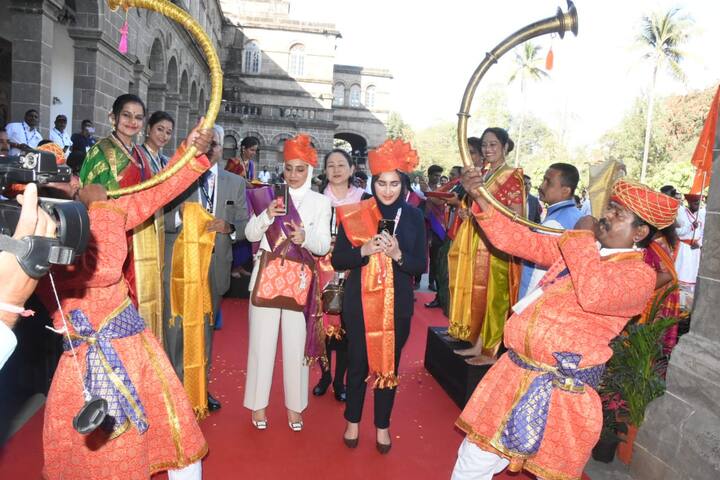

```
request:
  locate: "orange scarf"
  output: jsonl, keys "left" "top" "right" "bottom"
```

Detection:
{"left": 336, "top": 199, "right": 398, "bottom": 389}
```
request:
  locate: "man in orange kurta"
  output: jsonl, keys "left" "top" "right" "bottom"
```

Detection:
{"left": 451, "top": 172, "right": 679, "bottom": 480}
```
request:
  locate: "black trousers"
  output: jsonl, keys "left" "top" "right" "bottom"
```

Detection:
{"left": 344, "top": 314, "right": 411, "bottom": 429}
{"left": 320, "top": 335, "right": 347, "bottom": 388}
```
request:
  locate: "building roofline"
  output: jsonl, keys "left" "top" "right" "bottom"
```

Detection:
{"left": 333, "top": 64, "right": 393, "bottom": 79}
{"left": 226, "top": 17, "right": 341, "bottom": 37}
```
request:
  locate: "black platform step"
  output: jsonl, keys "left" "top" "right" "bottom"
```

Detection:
{"left": 423, "top": 326, "right": 491, "bottom": 409}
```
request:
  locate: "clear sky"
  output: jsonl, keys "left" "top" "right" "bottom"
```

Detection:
{"left": 290, "top": 0, "right": 720, "bottom": 147}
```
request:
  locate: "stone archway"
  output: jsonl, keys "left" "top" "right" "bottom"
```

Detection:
{"left": 146, "top": 37, "right": 166, "bottom": 113}
{"left": 335, "top": 131, "right": 368, "bottom": 168}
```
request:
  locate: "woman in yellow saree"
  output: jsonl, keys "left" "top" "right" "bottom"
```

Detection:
{"left": 79, "top": 94, "right": 164, "bottom": 342}
{"left": 448, "top": 128, "right": 525, "bottom": 365}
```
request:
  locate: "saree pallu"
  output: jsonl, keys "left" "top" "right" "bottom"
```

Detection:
{"left": 336, "top": 199, "right": 398, "bottom": 388}
{"left": 447, "top": 166, "right": 524, "bottom": 350}
{"left": 169, "top": 203, "right": 216, "bottom": 419}
{"left": 640, "top": 239, "right": 681, "bottom": 355}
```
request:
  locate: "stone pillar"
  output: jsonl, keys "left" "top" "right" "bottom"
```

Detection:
{"left": 9, "top": 0, "right": 54, "bottom": 136}
{"left": 164, "top": 93, "right": 179, "bottom": 151}
{"left": 177, "top": 102, "right": 190, "bottom": 149}
{"left": 631, "top": 153, "right": 720, "bottom": 478}
{"left": 146, "top": 83, "right": 167, "bottom": 118}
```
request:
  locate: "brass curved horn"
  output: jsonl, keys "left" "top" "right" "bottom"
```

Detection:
{"left": 457, "top": 1, "right": 578, "bottom": 233}
{"left": 105, "top": 0, "right": 223, "bottom": 197}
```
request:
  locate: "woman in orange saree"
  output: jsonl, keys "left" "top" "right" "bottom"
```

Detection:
{"left": 449, "top": 128, "right": 525, "bottom": 365}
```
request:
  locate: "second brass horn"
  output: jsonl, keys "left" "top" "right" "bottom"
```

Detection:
{"left": 105, "top": 0, "right": 223, "bottom": 197}
{"left": 457, "top": 1, "right": 578, "bottom": 233}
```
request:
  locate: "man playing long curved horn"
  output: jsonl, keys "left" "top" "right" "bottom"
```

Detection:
{"left": 451, "top": 168, "right": 679, "bottom": 480}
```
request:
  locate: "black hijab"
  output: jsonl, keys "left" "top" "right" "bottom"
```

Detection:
{"left": 371, "top": 171, "right": 409, "bottom": 219}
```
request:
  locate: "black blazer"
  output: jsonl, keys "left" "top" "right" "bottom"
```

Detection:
{"left": 332, "top": 203, "right": 427, "bottom": 319}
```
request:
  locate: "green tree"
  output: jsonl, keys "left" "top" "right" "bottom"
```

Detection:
{"left": 636, "top": 7, "right": 693, "bottom": 182}
{"left": 386, "top": 111, "right": 415, "bottom": 142}
{"left": 414, "top": 121, "right": 459, "bottom": 173}
{"left": 508, "top": 42, "right": 549, "bottom": 167}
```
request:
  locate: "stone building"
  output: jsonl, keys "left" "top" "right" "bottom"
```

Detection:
{"left": 219, "top": 0, "right": 391, "bottom": 171}
{"left": 0, "top": 0, "right": 224, "bottom": 150}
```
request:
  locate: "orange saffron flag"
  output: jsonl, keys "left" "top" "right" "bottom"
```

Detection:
{"left": 690, "top": 84, "right": 720, "bottom": 194}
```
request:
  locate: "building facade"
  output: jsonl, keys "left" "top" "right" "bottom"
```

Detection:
{"left": 0, "top": 0, "right": 225, "bottom": 150}
{"left": 0, "top": 0, "right": 391, "bottom": 171}
{"left": 219, "top": 0, "right": 391, "bottom": 171}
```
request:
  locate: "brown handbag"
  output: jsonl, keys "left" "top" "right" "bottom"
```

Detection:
{"left": 321, "top": 276, "right": 344, "bottom": 315}
{"left": 251, "top": 239, "right": 316, "bottom": 311}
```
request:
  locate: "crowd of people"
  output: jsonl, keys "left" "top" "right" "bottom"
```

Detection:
{"left": 0, "top": 96, "right": 708, "bottom": 480}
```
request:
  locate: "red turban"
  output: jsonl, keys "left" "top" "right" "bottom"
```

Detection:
{"left": 368, "top": 139, "right": 419, "bottom": 176}
{"left": 610, "top": 179, "right": 680, "bottom": 229}
{"left": 283, "top": 134, "right": 317, "bottom": 167}
{"left": 37, "top": 142, "right": 66, "bottom": 165}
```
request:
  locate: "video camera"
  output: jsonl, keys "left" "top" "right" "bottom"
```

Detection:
{"left": 0, "top": 150, "right": 90, "bottom": 278}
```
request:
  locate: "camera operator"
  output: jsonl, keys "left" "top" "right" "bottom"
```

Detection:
{"left": 0, "top": 183, "right": 56, "bottom": 369}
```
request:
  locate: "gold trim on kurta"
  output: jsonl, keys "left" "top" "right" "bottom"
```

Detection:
{"left": 139, "top": 332, "right": 186, "bottom": 464}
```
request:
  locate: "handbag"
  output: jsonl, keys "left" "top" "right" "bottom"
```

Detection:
{"left": 321, "top": 275, "right": 345, "bottom": 315}
{"left": 251, "top": 239, "right": 315, "bottom": 311}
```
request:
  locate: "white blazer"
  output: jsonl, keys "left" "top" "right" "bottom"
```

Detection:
{"left": 245, "top": 189, "right": 332, "bottom": 292}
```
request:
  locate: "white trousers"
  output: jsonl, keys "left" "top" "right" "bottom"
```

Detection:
{"left": 243, "top": 303, "right": 309, "bottom": 413}
{"left": 451, "top": 439, "right": 547, "bottom": 480}
{"left": 451, "top": 439, "right": 509, "bottom": 480}
{"left": 168, "top": 460, "right": 202, "bottom": 480}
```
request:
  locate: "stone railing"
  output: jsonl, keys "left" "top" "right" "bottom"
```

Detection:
{"left": 221, "top": 101, "right": 332, "bottom": 123}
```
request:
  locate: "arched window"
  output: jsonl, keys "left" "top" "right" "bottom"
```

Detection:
{"left": 365, "top": 85, "right": 376, "bottom": 108}
{"left": 349, "top": 84, "right": 361, "bottom": 108}
{"left": 332, "top": 83, "right": 345, "bottom": 107}
{"left": 288, "top": 44, "right": 305, "bottom": 77}
{"left": 223, "top": 135, "right": 238, "bottom": 159}
{"left": 243, "top": 41, "right": 261, "bottom": 74}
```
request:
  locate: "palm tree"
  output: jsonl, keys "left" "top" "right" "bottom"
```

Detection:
{"left": 508, "top": 42, "right": 549, "bottom": 167}
{"left": 637, "top": 8, "right": 693, "bottom": 183}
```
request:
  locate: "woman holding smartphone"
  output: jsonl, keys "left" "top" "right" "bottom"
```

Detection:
{"left": 243, "top": 134, "right": 332, "bottom": 431}
{"left": 313, "top": 149, "right": 370, "bottom": 402}
{"left": 332, "top": 139, "right": 427, "bottom": 453}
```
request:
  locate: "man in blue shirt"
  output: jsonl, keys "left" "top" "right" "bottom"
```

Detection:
{"left": 518, "top": 163, "right": 584, "bottom": 299}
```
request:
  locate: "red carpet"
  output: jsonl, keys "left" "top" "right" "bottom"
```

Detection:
{"left": 0, "top": 293, "right": 590, "bottom": 479}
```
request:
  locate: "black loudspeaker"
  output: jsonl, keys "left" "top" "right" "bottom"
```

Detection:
{"left": 423, "top": 327, "right": 491, "bottom": 409}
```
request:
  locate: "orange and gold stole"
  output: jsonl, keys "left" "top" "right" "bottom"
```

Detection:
{"left": 169, "top": 202, "right": 216, "bottom": 418}
{"left": 336, "top": 198, "right": 398, "bottom": 388}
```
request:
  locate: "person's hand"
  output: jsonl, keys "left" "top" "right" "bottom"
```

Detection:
{"left": 380, "top": 231, "right": 401, "bottom": 262}
{"left": 288, "top": 221, "right": 305, "bottom": 245}
{"left": 574, "top": 215, "right": 599, "bottom": 238}
{"left": 185, "top": 117, "right": 213, "bottom": 157}
{"left": 461, "top": 167, "right": 488, "bottom": 208}
{"left": 77, "top": 184, "right": 107, "bottom": 208}
{"left": 360, "top": 234, "right": 384, "bottom": 257}
{"left": 207, "top": 218, "right": 232, "bottom": 234}
{"left": 265, "top": 199, "right": 286, "bottom": 218}
{"left": 0, "top": 183, "right": 56, "bottom": 328}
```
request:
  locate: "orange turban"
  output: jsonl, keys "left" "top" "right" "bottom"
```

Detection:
{"left": 37, "top": 142, "right": 66, "bottom": 165}
{"left": 610, "top": 179, "right": 680, "bottom": 229}
{"left": 367, "top": 139, "right": 419, "bottom": 176}
{"left": 283, "top": 134, "right": 317, "bottom": 167}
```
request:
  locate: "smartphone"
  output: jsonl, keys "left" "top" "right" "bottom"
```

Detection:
{"left": 273, "top": 183, "right": 288, "bottom": 215}
{"left": 377, "top": 218, "right": 395, "bottom": 235}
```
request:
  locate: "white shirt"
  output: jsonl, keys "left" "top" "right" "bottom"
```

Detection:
{"left": 49, "top": 128, "right": 73, "bottom": 156}
{"left": 258, "top": 170, "right": 271, "bottom": 183}
{"left": 6, "top": 121, "right": 42, "bottom": 156}
{"left": 0, "top": 321, "right": 17, "bottom": 370}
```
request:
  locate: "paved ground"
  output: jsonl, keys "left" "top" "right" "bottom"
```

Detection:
{"left": 584, "top": 458, "right": 634, "bottom": 480}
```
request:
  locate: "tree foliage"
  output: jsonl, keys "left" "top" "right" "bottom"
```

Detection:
{"left": 386, "top": 111, "right": 415, "bottom": 143}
